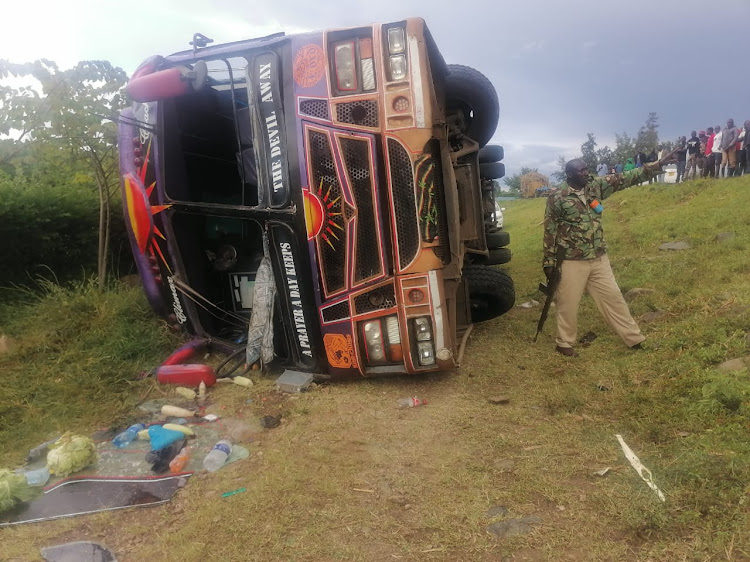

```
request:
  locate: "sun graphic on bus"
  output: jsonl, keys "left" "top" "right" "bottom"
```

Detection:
{"left": 303, "top": 179, "right": 344, "bottom": 250}
{"left": 123, "top": 139, "right": 172, "bottom": 271}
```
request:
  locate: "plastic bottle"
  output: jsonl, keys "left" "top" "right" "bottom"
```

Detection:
{"left": 397, "top": 397, "right": 428, "bottom": 409}
{"left": 24, "top": 465, "right": 50, "bottom": 486}
{"left": 112, "top": 423, "right": 146, "bottom": 448}
{"left": 169, "top": 446, "right": 193, "bottom": 473}
{"left": 202, "top": 439, "right": 232, "bottom": 472}
{"left": 198, "top": 381, "right": 207, "bottom": 402}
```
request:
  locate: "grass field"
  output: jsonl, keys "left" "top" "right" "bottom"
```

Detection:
{"left": 1, "top": 176, "right": 749, "bottom": 561}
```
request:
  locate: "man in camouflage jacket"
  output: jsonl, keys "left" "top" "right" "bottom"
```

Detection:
{"left": 542, "top": 153, "right": 675, "bottom": 356}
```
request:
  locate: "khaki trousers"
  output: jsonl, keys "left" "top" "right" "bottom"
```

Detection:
{"left": 555, "top": 254, "right": 645, "bottom": 349}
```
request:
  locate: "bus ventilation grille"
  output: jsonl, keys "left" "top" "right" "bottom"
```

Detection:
{"left": 387, "top": 139, "right": 419, "bottom": 270}
{"left": 340, "top": 137, "right": 382, "bottom": 283}
{"left": 353, "top": 284, "right": 396, "bottom": 315}
{"left": 308, "top": 129, "right": 347, "bottom": 295}
{"left": 299, "top": 99, "right": 330, "bottom": 121}
{"left": 336, "top": 100, "right": 379, "bottom": 128}
{"left": 321, "top": 300, "right": 350, "bottom": 323}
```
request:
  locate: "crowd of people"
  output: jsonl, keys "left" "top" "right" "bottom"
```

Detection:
{"left": 594, "top": 119, "right": 750, "bottom": 184}
{"left": 675, "top": 119, "right": 750, "bottom": 182}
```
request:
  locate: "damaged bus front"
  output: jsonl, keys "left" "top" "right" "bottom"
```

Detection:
{"left": 119, "top": 18, "right": 514, "bottom": 379}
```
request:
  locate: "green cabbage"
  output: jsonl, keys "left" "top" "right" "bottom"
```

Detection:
{"left": 0, "top": 469, "right": 37, "bottom": 513}
{"left": 46, "top": 433, "right": 96, "bottom": 477}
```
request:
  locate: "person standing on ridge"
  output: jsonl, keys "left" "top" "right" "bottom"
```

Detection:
{"left": 542, "top": 150, "right": 677, "bottom": 357}
{"left": 712, "top": 125, "right": 723, "bottom": 177}
{"left": 675, "top": 136, "right": 687, "bottom": 183}
{"left": 721, "top": 119, "right": 740, "bottom": 177}
{"left": 684, "top": 131, "right": 701, "bottom": 180}
{"left": 741, "top": 121, "right": 750, "bottom": 175}
{"left": 703, "top": 128, "right": 715, "bottom": 177}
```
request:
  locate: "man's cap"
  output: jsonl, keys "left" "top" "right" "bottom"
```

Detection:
{"left": 699, "top": 130, "right": 706, "bottom": 135}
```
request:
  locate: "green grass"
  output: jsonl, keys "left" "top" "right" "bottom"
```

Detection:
{"left": 2, "top": 176, "right": 750, "bottom": 560}
{"left": 0, "top": 279, "right": 179, "bottom": 464}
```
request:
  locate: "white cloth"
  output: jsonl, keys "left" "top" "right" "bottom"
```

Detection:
{"left": 712, "top": 131, "right": 723, "bottom": 154}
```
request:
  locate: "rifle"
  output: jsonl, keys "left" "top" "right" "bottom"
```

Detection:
{"left": 534, "top": 245, "right": 567, "bottom": 342}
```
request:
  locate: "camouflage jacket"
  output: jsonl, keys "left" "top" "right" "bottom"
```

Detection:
{"left": 542, "top": 163, "right": 660, "bottom": 267}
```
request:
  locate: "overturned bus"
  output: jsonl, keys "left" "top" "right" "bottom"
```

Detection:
{"left": 119, "top": 18, "right": 513, "bottom": 379}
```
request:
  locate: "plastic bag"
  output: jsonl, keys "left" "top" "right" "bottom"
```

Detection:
{"left": 148, "top": 425, "right": 186, "bottom": 451}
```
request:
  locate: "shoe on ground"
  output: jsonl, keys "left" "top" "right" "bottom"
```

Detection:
{"left": 555, "top": 346, "right": 579, "bottom": 357}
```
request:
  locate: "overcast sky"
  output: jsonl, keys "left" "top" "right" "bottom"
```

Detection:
{"left": 4, "top": 0, "right": 750, "bottom": 181}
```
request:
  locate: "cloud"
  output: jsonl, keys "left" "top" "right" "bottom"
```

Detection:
{"left": 2, "top": 0, "right": 749, "bottom": 177}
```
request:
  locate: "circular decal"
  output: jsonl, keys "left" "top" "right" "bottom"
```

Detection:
{"left": 293, "top": 44, "right": 325, "bottom": 88}
{"left": 324, "top": 333, "right": 356, "bottom": 369}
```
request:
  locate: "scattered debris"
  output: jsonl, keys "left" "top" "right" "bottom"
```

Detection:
{"left": 579, "top": 331, "right": 598, "bottom": 346}
{"left": 1, "top": 474, "right": 191, "bottom": 525}
{"left": 40, "top": 540, "right": 117, "bottom": 562}
{"left": 175, "top": 387, "right": 197, "bottom": 400}
{"left": 659, "top": 241, "right": 691, "bottom": 251}
{"left": 226, "top": 445, "right": 250, "bottom": 465}
{"left": 486, "top": 515, "right": 542, "bottom": 538}
{"left": 596, "top": 383, "right": 611, "bottom": 392}
{"left": 397, "top": 397, "right": 428, "bottom": 408}
{"left": 161, "top": 405, "right": 197, "bottom": 418}
{"left": 232, "top": 376, "right": 253, "bottom": 387}
{"left": 275, "top": 370, "right": 314, "bottom": 393}
{"left": 221, "top": 487, "right": 247, "bottom": 498}
{"left": 623, "top": 288, "right": 655, "bottom": 302}
{"left": 517, "top": 300, "right": 540, "bottom": 309}
{"left": 488, "top": 396, "right": 510, "bottom": 405}
{"left": 676, "top": 431, "right": 691, "bottom": 438}
{"left": 615, "top": 434, "right": 665, "bottom": 502}
{"left": 592, "top": 467, "right": 611, "bottom": 477}
{"left": 0, "top": 469, "right": 36, "bottom": 513}
{"left": 47, "top": 434, "right": 96, "bottom": 478}
{"left": 261, "top": 414, "right": 282, "bottom": 429}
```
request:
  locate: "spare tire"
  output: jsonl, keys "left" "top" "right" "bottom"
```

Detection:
{"left": 480, "top": 161, "right": 505, "bottom": 180}
{"left": 486, "top": 230, "right": 510, "bottom": 249}
{"left": 464, "top": 265, "right": 515, "bottom": 322}
{"left": 478, "top": 145, "right": 504, "bottom": 163}
{"left": 445, "top": 64, "right": 499, "bottom": 148}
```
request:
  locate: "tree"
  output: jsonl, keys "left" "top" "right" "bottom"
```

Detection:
{"left": 613, "top": 132, "right": 636, "bottom": 165}
{"left": 503, "top": 166, "right": 539, "bottom": 193}
{"left": 580, "top": 133, "right": 597, "bottom": 170}
{"left": 635, "top": 112, "right": 660, "bottom": 154}
{"left": 596, "top": 146, "right": 614, "bottom": 168}
{"left": 552, "top": 155, "right": 568, "bottom": 184}
{"left": 0, "top": 59, "right": 128, "bottom": 288}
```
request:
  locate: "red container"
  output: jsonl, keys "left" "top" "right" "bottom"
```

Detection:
{"left": 156, "top": 364, "right": 217, "bottom": 387}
